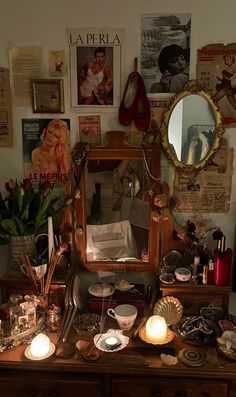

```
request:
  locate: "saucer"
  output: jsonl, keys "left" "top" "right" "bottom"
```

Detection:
{"left": 25, "top": 342, "right": 55, "bottom": 360}
{"left": 94, "top": 332, "right": 129, "bottom": 353}
{"left": 138, "top": 326, "right": 175, "bottom": 345}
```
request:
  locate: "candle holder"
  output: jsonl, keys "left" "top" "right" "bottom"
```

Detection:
{"left": 105, "top": 336, "right": 119, "bottom": 350}
{"left": 24, "top": 333, "right": 55, "bottom": 360}
{"left": 138, "top": 315, "right": 175, "bottom": 345}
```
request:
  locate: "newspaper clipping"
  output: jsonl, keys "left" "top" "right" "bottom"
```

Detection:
{"left": 0, "top": 68, "right": 13, "bottom": 146}
{"left": 22, "top": 118, "right": 71, "bottom": 185}
{"left": 197, "top": 43, "right": 236, "bottom": 126}
{"left": 174, "top": 138, "right": 233, "bottom": 212}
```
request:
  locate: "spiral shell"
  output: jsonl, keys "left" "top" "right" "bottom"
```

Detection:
{"left": 153, "top": 296, "right": 183, "bottom": 326}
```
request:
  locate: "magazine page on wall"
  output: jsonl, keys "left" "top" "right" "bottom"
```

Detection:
{"left": 197, "top": 43, "right": 236, "bottom": 127}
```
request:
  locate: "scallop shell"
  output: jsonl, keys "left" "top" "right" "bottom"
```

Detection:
{"left": 153, "top": 296, "right": 183, "bottom": 326}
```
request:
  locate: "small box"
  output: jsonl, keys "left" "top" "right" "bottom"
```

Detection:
{"left": 88, "top": 284, "right": 145, "bottom": 315}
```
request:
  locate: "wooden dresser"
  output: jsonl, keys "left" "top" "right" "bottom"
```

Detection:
{"left": 0, "top": 330, "right": 236, "bottom": 397}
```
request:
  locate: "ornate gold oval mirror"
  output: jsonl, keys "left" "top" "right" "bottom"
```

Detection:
{"left": 161, "top": 81, "right": 224, "bottom": 176}
{"left": 71, "top": 131, "right": 161, "bottom": 273}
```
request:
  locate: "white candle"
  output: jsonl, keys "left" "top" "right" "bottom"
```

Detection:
{"left": 30, "top": 333, "right": 51, "bottom": 358}
{"left": 146, "top": 315, "right": 167, "bottom": 344}
{"left": 105, "top": 336, "right": 118, "bottom": 350}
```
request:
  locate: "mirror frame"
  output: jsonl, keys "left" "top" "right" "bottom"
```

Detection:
{"left": 72, "top": 131, "right": 162, "bottom": 273}
{"left": 161, "top": 80, "right": 225, "bottom": 176}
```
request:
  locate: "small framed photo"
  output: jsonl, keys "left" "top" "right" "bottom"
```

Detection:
{"left": 32, "top": 79, "right": 64, "bottom": 113}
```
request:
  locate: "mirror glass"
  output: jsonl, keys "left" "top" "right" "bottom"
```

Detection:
{"left": 161, "top": 81, "right": 224, "bottom": 175}
{"left": 86, "top": 159, "right": 150, "bottom": 262}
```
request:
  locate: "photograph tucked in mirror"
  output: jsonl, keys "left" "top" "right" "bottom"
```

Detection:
{"left": 161, "top": 81, "right": 224, "bottom": 176}
{"left": 86, "top": 159, "right": 150, "bottom": 262}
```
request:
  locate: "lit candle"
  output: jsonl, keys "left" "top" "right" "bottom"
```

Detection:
{"left": 105, "top": 336, "right": 119, "bottom": 350}
{"left": 30, "top": 333, "right": 51, "bottom": 358}
{"left": 145, "top": 315, "right": 167, "bottom": 344}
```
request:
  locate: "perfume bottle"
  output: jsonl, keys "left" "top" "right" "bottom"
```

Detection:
{"left": 213, "top": 235, "right": 233, "bottom": 287}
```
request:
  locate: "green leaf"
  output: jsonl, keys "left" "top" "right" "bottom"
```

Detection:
{"left": 1, "top": 218, "right": 19, "bottom": 235}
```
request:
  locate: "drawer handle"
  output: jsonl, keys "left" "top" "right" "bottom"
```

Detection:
{"left": 174, "top": 390, "right": 187, "bottom": 397}
{"left": 150, "top": 388, "right": 162, "bottom": 397}
{"left": 25, "top": 387, "right": 37, "bottom": 397}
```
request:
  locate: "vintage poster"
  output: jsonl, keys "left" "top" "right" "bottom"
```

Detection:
{"left": 197, "top": 43, "right": 236, "bottom": 126}
{"left": 22, "top": 118, "right": 71, "bottom": 185}
{"left": 78, "top": 114, "right": 101, "bottom": 146}
{"left": 49, "top": 50, "right": 66, "bottom": 76}
{"left": 67, "top": 27, "right": 124, "bottom": 109}
{"left": 174, "top": 138, "right": 233, "bottom": 212}
{"left": 141, "top": 13, "right": 191, "bottom": 93}
{"left": 126, "top": 96, "right": 171, "bottom": 146}
{"left": 9, "top": 46, "right": 43, "bottom": 106}
{"left": 0, "top": 68, "right": 13, "bottom": 147}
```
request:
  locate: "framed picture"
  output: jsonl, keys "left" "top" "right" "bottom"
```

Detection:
{"left": 32, "top": 79, "right": 64, "bottom": 113}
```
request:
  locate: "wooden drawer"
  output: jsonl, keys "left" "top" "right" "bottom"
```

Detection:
{"left": 112, "top": 377, "right": 228, "bottom": 397}
{"left": 0, "top": 372, "right": 103, "bottom": 397}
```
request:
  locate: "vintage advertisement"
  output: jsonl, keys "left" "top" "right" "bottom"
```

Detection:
{"left": 197, "top": 43, "right": 236, "bottom": 126}
{"left": 22, "top": 118, "right": 71, "bottom": 185}
{"left": 78, "top": 114, "right": 101, "bottom": 146}
{"left": 174, "top": 138, "right": 233, "bottom": 212}
{"left": 0, "top": 68, "right": 13, "bottom": 147}
{"left": 49, "top": 50, "right": 65, "bottom": 76}
{"left": 141, "top": 13, "right": 191, "bottom": 93}
{"left": 9, "top": 46, "right": 43, "bottom": 106}
{"left": 67, "top": 27, "right": 124, "bottom": 109}
{"left": 126, "top": 96, "right": 171, "bottom": 146}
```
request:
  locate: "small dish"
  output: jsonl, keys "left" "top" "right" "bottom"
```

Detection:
{"left": 94, "top": 332, "right": 129, "bottom": 353}
{"left": 175, "top": 268, "right": 191, "bottom": 282}
{"left": 25, "top": 343, "right": 55, "bottom": 360}
{"left": 159, "top": 273, "right": 176, "bottom": 285}
{"left": 153, "top": 296, "right": 183, "bottom": 326}
{"left": 88, "top": 282, "right": 115, "bottom": 298}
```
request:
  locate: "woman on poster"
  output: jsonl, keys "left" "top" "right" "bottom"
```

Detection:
{"left": 78, "top": 47, "right": 113, "bottom": 105}
{"left": 31, "top": 119, "right": 71, "bottom": 175}
{"left": 213, "top": 54, "right": 236, "bottom": 110}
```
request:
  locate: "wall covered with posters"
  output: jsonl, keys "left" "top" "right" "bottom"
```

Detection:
{"left": 1, "top": 0, "right": 236, "bottom": 311}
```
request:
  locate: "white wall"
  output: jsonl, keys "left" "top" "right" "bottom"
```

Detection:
{"left": 1, "top": 0, "right": 236, "bottom": 311}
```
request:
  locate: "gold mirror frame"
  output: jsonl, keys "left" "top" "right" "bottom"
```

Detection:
{"left": 71, "top": 131, "right": 162, "bottom": 273}
{"left": 161, "top": 80, "right": 225, "bottom": 176}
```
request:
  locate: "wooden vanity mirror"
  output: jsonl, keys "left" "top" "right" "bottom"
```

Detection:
{"left": 161, "top": 80, "right": 224, "bottom": 176}
{"left": 72, "top": 131, "right": 161, "bottom": 272}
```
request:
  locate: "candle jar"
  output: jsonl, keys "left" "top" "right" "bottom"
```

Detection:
{"left": 146, "top": 315, "right": 167, "bottom": 344}
{"left": 46, "top": 304, "right": 61, "bottom": 331}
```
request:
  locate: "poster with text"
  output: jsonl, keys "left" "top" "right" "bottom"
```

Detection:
{"left": 67, "top": 27, "right": 124, "bottom": 110}
{"left": 22, "top": 118, "right": 71, "bottom": 185}
{"left": 197, "top": 43, "right": 236, "bottom": 127}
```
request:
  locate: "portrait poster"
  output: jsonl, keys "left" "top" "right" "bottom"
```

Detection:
{"left": 49, "top": 50, "right": 66, "bottom": 76}
{"left": 141, "top": 13, "right": 191, "bottom": 93}
{"left": 67, "top": 27, "right": 124, "bottom": 110}
{"left": 0, "top": 68, "right": 13, "bottom": 147}
{"left": 197, "top": 43, "right": 236, "bottom": 127}
{"left": 78, "top": 114, "right": 101, "bottom": 146}
{"left": 22, "top": 118, "right": 71, "bottom": 186}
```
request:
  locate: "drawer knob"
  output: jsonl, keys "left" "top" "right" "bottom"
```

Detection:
{"left": 175, "top": 390, "right": 187, "bottom": 397}
{"left": 150, "top": 388, "right": 162, "bottom": 397}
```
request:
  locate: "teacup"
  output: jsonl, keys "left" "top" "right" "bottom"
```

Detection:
{"left": 107, "top": 304, "right": 137, "bottom": 330}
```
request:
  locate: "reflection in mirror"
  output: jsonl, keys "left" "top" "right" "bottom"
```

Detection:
{"left": 86, "top": 159, "right": 150, "bottom": 262}
{"left": 161, "top": 81, "right": 224, "bottom": 175}
{"left": 169, "top": 95, "right": 215, "bottom": 165}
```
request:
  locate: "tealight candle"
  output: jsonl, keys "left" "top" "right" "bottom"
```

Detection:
{"left": 145, "top": 315, "right": 167, "bottom": 344}
{"left": 30, "top": 333, "right": 51, "bottom": 358}
{"left": 105, "top": 336, "right": 119, "bottom": 350}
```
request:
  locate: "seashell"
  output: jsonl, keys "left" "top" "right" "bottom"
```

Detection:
{"left": 217, "top": 337, "right": 227, "bottom": 347}
{"left": 222, "top": 330, "right": 236, "bottom": 342}
{"left": 226, "top": 340, "right": 233, "bottom": 351}
{"left": 153, "top": 296, "right": 183, "bottom": 326}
